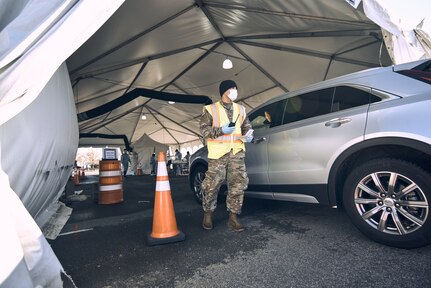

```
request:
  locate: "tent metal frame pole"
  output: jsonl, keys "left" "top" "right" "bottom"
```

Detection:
{"left": 151, "top": 0, "right": 226, "bottom": 95}
{"left": 171, "top": 83, "right": 189, "bottom": 95}
{"left": 323, "top": 58, "right": 333, "bottom": 81}
{"left": 336, "top": 39, "right": 381, "bottom": 56}
{"left": 79, "top": 115, "right": 108, "bottom": 131}
{"left": 125, "top": 61, "right": 150, "bottom": 141}
{"left": 149, "top": 127, "right": 198, "bottom": 138}
{"left": 75, "top": 87, "right": 126, "bottom": 106}
{"left": 84, "top": 100, "right": 151, "bottom": 133}
{"left": 72, "top": 39, "right": 221, "bottom": 80}
{"left": 149, "top": 113, "right": 202, "bottom": 137}
{"left": 235, "top": 39, "right": 378, "bottom": 67}
{"left": 129, "top": 41, "right": 216, "bottom": 141}
{"left": 196, "top": 0, "right": 225, "bottom": 40}
{"left": 154, "top": 82, "right": 190, "bottom": 94}
{"left": 70, "top": 4, "right": 197, "bottom": 75}
{"left": 238, "top": 85, "right": 279, "bottom": 110}
{"left": 203, "top": 2, "right": 375, "bottom": 27}
{"left": 104, "top": 126, "right": 117, "bottom": 135}
{"left": 124, "top": 61, "right": 149, "bottom": 94}
{"left": 130, "top": 104, "right": 148, "bottom": 143}
{"left": 241, "top": 100, "right": 254, "bottom": 110}
{"left": 103, "top": 61, "right": 149, "bottom": 128}
{"left": 227, "top": 30, "right": 381, "bottom": 41}
{"left": 147, "top": 108, "right": 179, "bottom": 145}
{"left": 230, "top": 42, "right": 289, "bottom": 93}
{"left": 145, "top": 106, "right": 202, "bottom": 138}
{"left": 160, "top": 42, "right": 223, "bottom": 91}
{"left": 240, "top": 85, "right": 279, "bottom": 103}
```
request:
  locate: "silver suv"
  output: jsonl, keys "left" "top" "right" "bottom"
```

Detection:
{"left": 189, "top": 59, "right": 431, "bottom": 249}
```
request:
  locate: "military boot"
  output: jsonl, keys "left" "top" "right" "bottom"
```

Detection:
{"left": 202, "top": 211, "right": 213, "bottom": 230}
{"left": 228, "top": 212, "right": 245, "bottom": 232}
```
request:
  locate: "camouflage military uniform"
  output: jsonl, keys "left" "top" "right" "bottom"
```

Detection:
{"left": 200, "top": 101, "right": 252, "bottom": 214}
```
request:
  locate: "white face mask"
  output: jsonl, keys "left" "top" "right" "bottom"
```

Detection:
{"left": 227, "top": 89, "right": 238, "bottom": 101}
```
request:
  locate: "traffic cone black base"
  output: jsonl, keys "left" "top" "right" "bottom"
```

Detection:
{"left": 147, "top": 231, "right": 185, "bottom": 246}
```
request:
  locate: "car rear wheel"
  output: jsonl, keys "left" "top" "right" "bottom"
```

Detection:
{"left": 343, "top": 158, "right": 431, "bottom": 248}
{"left": 190, "top": 165, "right": 207, "bottom": 204}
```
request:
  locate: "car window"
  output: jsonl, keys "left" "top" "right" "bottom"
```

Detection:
{"left": 331, "top": 86, "right": 380, "bottom": 112}
{"left": 249, "top": 99, "right": 286, "bottom": 131}
{"left": 282, "top": 88, "right": 334, "bottom": 125}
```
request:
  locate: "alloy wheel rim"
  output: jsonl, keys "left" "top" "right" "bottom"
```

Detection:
{"left": 354, "top": 171, "right": 429, "bottom": 235}
{"left": 194, "top": 171, "right": 205, "bottom": 200}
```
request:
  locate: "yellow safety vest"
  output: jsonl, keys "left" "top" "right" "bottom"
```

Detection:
{"left": 204, "top": 101, "right": 246, "bottom": 159}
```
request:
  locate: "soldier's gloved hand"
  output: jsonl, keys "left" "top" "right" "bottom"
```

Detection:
{"left": 245, "top": 135, "right": 254, "bottom": 143}
{"left": 221, "top": 123, "right": 235, "bottom": 134}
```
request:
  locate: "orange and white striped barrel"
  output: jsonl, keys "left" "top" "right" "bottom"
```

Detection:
{"left": 98, "top": 160, "right": 123, "bottom": 204}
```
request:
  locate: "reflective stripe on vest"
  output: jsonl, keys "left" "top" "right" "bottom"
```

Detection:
{"left": 204, "top": 101, "right": 246, "bottom": 159}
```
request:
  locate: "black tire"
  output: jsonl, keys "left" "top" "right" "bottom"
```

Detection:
{"left": 190, "top": 165, "right": 207, "bottom": 204}
{"left": 343, "top": 158, "right": 431, "bottom": 249}
{"left": 189, "top": 164, "right": 227, "bottom": 205}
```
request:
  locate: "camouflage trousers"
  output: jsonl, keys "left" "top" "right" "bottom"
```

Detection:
{"left": 202, "top": 150, "right": 249, "bottom": 214}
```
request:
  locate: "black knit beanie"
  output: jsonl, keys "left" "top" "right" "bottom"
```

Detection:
{"left": 219, "top": 80, "right": 237, "bottom": 97}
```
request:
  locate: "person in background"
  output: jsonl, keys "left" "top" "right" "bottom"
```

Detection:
{"left": 184, "top": 151, "right": 191, "bottom": 164}
{"left": 167, "top": 159, "right": 173, "bottom": 175}
{"left": 183, "top": 151, "right": 191, "bottom": 174}
{"left": 200, "top": 79, "right": 253, "bottom": 232}
{"left": 174, "top": 149, "right": 182, "bottom": 175}
{"left": 121, "top": 149, "right": 131, "bottom": 178}
{"left": 150, "top": 153, "right": 156, "bottom": 175}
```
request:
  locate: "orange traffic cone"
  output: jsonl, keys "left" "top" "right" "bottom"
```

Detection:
{"left": 73, "top": 170, "right": 79, "bottom": 185}
{"left": 147, "top": 152, "right": 185, "bottom": 246}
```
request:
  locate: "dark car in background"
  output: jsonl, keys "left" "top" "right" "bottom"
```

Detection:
{"left": 189, "top": 59, "right": 431, "bottom": 248}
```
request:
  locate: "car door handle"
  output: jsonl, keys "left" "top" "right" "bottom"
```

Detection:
{"left": 325, "top": 118, "right": 352, "bottom": 128}
{"left": 251, "top": 137, "right": 266, "bottom": 144}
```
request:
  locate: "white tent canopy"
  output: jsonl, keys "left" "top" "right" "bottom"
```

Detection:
{"left": 69, "top": 0, "right": 429, "bottom": 149}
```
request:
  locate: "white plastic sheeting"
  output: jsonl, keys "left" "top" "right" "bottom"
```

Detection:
{"left": 0, "top": 0, "right": 124, "bottom": 125}
{"left": 0, "top": 169, "right": 63, "bottom": 287}
{"left": 0, "top": 0, "right": 124, "bottom": 286}
{"left": 355, "top": 0, "right": 431, "bottom": 64}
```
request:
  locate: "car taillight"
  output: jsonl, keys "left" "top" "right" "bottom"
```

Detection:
{"left": 397, "top": 61, "right": 431, "bottom": 85}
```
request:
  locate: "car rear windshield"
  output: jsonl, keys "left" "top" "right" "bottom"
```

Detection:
{"left": 396, "top": 61, "right": 431, "bottom": 85}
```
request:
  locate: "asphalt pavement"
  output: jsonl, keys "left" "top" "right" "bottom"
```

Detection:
{"left": 51, "top": 175, "right": 431, "bottom": 288}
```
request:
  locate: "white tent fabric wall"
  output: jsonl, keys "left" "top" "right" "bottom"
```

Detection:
{"left": 1, "top": 63, "right": 78, "bottom": 227}
{"left": 132, "top": 134, "right": 168, "bottom": 174}
{"left": 0, "top": 63, "right": 76, "bottom": 287}
{"left": 0, "top": 0, "right": 124, "bottom": 286}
